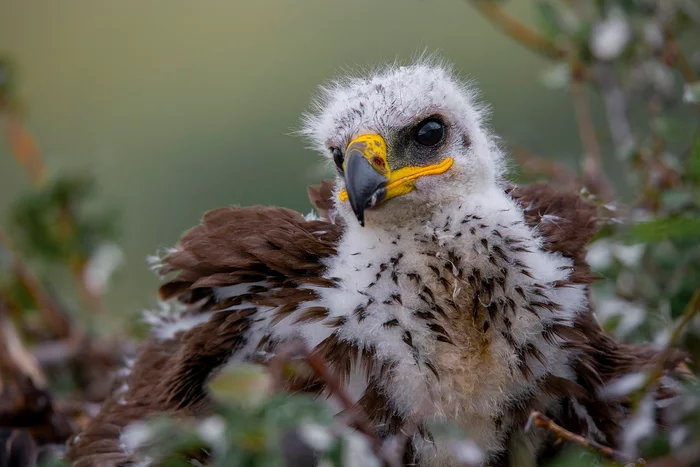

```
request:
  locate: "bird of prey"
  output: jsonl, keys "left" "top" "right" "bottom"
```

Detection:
{"left": 67, "top": 61, "right": 686, "bottom": 466}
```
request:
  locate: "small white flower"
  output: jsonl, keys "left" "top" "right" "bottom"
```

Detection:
{"left": 587, "top": 239, "right": 613, "bottom": 270}
{"left": 615, "top": 243, "right": 645, "bottom": 267}
{"left": 643, "top": 22, "right": 664, "bottom": 49}
{"left": 599, "top": 372, "right": 647, "bottom": 399}
{"left": 541, "top": 63, "right": 570, "bottom": 90}
{"left": 451, "top": 439, "right": 484, "bottom": 465}
{"left": 83, "top": 243, "right": 124, "bottom": 295}
{"left": 120, "top": 422, "right": 152, "bottom": 455}
{"left": 590, "top": 10, "right": 630, "bottom": 61}
{"left": 596, "top": 298, "right": 646, "bottom": 337}
{"left": 622, "top": 395, "right": 656, "bottom": 457}
{"left": 196, "top": 416, "right": 226, "bottom": 446}
{"left": 342, "top": 432, "right": 381, "bottom": 467}
{"left": 670, "top": 426, "right": 688, "bottom": 448}
{"left": 683, "top": 82, "right": 700, "bottom": 104}
{"left": 299, "top": 423, "right": 334, "bottom": 451}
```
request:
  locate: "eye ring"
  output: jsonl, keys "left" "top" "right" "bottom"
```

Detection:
{"left": 414, "top": 118, "right": 445, "bottom": 147}
{"left": 331, "top": 147, "right": 344, "bottom": 172}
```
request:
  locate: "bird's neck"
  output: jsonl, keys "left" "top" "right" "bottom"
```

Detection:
{"left": 338, "top": 186, "right": 517, "bottom": 257}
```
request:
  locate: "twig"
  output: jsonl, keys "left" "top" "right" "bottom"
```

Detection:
{"left": 268, "top": 340, "right": 379, "bottom": 442}
{"left": 468, "top": 0, "right": 567, "bottom": 61}
{"left": 0, "top": 113, "right": 46, "bottom": 187}
{"left": 2, "top": 93, "right": 107, "bottom": 318}
{"left": 509, "top": 144, "right": 579, "bottom": 187}
{"left": 569, "top": 75, "right": 613, "bottom": 199}
{"left": 525, "top": 411, "right": 635, "bottom": 464}
{"left": 0, "top": 295, "right": 46, "bottom": 388}
{"left": 632, "top": 286, "right": 700, "bottom": 409}
{"left": 31, "top": 336, "right": 137, "bottom": 369}
{"left": 0, "top": 81, "right": 46, "bottom": 187}
{"left": 663, "top": 29, "right": 700, "bottom": 117}
{"left": 267, "top": 340, "right": 400, "bottom": 467}
{"left": 0, "top": 226, "right": 75, "bottom": 339}
{"left": 595, "top": 62, "right": 635, "bottom": 154}
{"left": 70, "top": 259, "right": 109, "bottom": 317}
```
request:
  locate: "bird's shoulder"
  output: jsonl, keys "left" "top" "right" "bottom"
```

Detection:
{"left": 67, "top": 202, "right": 342, "bottom": 465}
{"left": 158, "top": 202, "right": 342, "bottom": 301}
{"left": 506, "top": 182, "right": 598, "bottom": 260}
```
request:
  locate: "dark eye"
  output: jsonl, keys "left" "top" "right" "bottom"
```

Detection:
{"left": 414, "top": 119, "right": 445, "bottom": 147}
{"left": 331, "top": 147, "right": 344, "bottom": 172}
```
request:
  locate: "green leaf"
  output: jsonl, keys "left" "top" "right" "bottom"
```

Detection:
{"left": 534, "top": 1, "right": 561, "bottom": 41}
{"left": 661, "top": 189, "right": 694, "bottom": 212}
{"left": 684, "top": 82, "right": 700, "bottom": 104}
{"left": 689, "top": 135, "right": 700, "bottom": 185}
{"left": 0, "top": 55, "right": 16, "bottom": 99}
{"left": 544, "top": 447, "right": 603, "bottom": 467}
{"left": 9, "top": 174, "right": 119, "bottom": 264}
{"left": 208, "top": 363, "right": 272, "bottom": 409}
{"left": 628, "top": 216, "right": 700, "bottom": 243}
{"left": 540, "top": 63, "right": 570, "bottom": 90}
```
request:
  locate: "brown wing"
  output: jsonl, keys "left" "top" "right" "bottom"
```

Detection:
{"left": 307, "top": 179, "right": 338, "bottom": 224}
{"left": 66, "top": 205, "right": 342, "bottom": 466}
{"left": 508, "top": 182, "right": 687, "bottom": 453}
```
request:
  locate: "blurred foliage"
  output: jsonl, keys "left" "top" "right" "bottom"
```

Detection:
{"left": 126, "top": 365, "right": 357, "bottom": 467}
{"left": 9, "top": 175, "right": 119, "bottom": 266}
{"left": 0, "top": 56, "right": 14, "bottom": 100}
{"left": 1, "top": 0, "right": 700, "bottom": 466}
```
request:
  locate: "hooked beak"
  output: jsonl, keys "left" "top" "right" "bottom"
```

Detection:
{"left": 344, "top": 147, "right": 387, "bottom": 226}
{"left": 339, "top": 134, "right": 454, "bottom": 226}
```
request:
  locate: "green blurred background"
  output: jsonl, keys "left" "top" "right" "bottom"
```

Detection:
{"left": 0, "top": 1, "right": 588, "bottom": 319}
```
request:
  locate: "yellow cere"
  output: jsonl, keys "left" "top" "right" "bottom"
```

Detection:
{"left": 338, "top": 133, "right": 453, "bottom": 203}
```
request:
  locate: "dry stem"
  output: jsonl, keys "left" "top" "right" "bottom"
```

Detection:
{"left": 569, "top": 76, "right": 613, "bottom": 199}
{"left": 509, "top": 144, "right": 579, "bottom": 188}
{"left": 526, "top": 411, "right": 635, "bottom": 464}
{"left": 632, "top": 286, "right": 700, "bottom": 409}
{"left": 0, "top": 295, "right": 46, "bottom": 389}
{"left": 0, "top": 113, "right": 47, "bottom": 187}
{"left": 267, "top": 340, "right": 401, "bottom": 467}
{"left": 664, "top": 30, "right": 700, "bottom": 117}
{"left": 468, "top": 0, "right": 566, "bottom": 61}
{"left": 0, "top": 226, "right": 75, "bottom": 340}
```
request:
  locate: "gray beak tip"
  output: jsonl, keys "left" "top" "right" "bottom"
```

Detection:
{"left": 344, "top": 151, "right": 387, "bottom": 226}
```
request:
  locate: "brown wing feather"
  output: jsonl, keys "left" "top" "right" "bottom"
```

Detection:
{"left": 509, "top": 182, "right": 687, "bottom": 454}
{"left": 307, "top": 179, "right": 338, "bottom": 223}
{"left": 66, "top": 205, "right": 342, "bottom": 466}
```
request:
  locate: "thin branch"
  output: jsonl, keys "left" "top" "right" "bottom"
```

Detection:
{"left": 664, "top": 29, "right": 700, "bottom": 117}
{"left": 267, "top": 340, "right": 400, "bottom": 467}
{"left": 509, "top": 144, "right": 579, "bottom": 187}
{"left": 525, "top": 411, "right": 635, "bottom": 464}
{"left": 0, "top": 112, "right": 47, "bottom": 187}
{"left": 632, "top": 286, "right": 700, "bottom": 408}
{"left": 595, "top": 62, "right": 635, "bottom": 154}
{"left": 0, "top": 226, "right": 75, "bottom": 339}
{"left": 268, "top": 341, "right": 378, "bottom": 442}
{"left": 31, "top": 336, "right": 137, "bottom": 369}
{"left": 0, "top": 295, "right": 46, "bottom": 388}
{"left": 468, "top": 0, "right": 567, "bottom": 61}
{"left": 569, "top": 75, "right": 613, "bottom": 199}
{"left": 304, "top": 351, "right": 367, "bottom": 426}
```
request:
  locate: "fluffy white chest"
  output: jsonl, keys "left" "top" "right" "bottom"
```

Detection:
{"left": 301, "top": 191, "right": 588, "bottom": 462}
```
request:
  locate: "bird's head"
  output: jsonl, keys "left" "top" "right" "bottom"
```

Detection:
{"left": 302, "top": 60, "right": 505, "bottom": 228}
